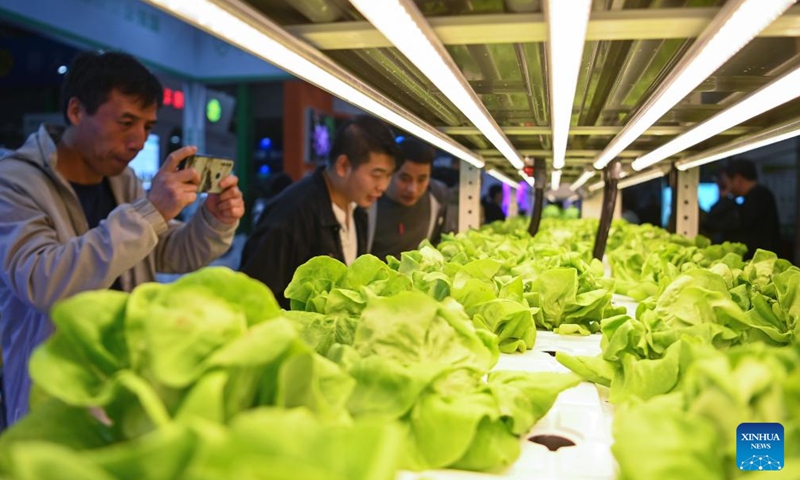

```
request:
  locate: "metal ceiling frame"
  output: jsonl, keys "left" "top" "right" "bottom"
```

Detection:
{"left": 439, "top": 125, "right": 756, "bottom": 136}
{"left": 480, "top": 149, "right": 644, "bottom": 157}
{"left": 147, "top": 0, "right": 800, "bottom": 187}
{"left": 285, "top": 6, "right": 800, "bottom": 50}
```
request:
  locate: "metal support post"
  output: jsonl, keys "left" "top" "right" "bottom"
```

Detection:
{"left": 507, "top": 188, "right": 519, "bottom": 217}
{"left": 458, "top": 161, "right": 481, "bottom": 232}
{"left": 675, "top": 167, "right": 700, "bottom": 238}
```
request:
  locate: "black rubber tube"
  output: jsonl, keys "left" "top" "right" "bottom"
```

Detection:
{"left": 528, "top": 187, "right": 545, "bottom": 237}
{"left": 593, "top": 162, "right": 622, "bottom": 260}
{"left": 527, "top": 157, "right": 548, "bottom": 237}
{"left": 593, "top": 178, "right": 618, "bottom": 260}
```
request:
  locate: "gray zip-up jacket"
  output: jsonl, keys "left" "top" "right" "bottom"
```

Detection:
{"left": 0, "top": 125, "right": 237, "bottom": 425}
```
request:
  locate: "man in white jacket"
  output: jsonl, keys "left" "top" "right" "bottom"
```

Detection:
{"left": 0, "top": 51, "right": 244, "bottom": 425}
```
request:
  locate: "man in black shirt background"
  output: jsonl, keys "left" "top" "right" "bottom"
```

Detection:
{"left": 703, "top": 159, "right": 781, "bottom": 259}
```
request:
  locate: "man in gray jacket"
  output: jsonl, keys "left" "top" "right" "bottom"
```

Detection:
{"left": 368, "top": 137, "right": 450, "bottom": 260}
{"left": 0, "top": 51, "right": 244, "bottom": 425}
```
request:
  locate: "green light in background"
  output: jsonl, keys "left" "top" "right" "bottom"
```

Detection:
{"left": 206, "top": 98, "right": 222, "bottom": 123}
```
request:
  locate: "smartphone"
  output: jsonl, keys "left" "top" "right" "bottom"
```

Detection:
{"left": 179, "top": 154, "right": 235, "bottom": 194}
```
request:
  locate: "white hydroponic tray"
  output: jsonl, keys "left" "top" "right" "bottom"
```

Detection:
{"left": 397, "top": 289, "right": 638, "bottom": 479}
{"left": 611, "top": 294, "right": 639, "bottom": 318}
{"left": 533, "top": 331, "right": 603, "bottom": 357}
{"left": 398, "top": 351, "right": 616, "bottom": 480}
{"left": 527, "top": 294, "right": 639, "bottom": 358}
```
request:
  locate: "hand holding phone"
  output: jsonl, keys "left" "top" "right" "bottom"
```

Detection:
{"left": 178, "top": 154, "right": 235, "bottom": 194}
{"left": 147, "top": 145, "right": 200, "bottom": 221}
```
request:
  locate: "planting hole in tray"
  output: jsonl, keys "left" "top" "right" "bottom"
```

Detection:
{"left": 543, "top": 350, "right": 556, "bottom": 357}
{"left": 527, "top": 434, "right": 576, "bottom": 451}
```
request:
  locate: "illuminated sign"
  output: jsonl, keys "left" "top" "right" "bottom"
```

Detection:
{"left": 162, "top": 88, "right": 184, "bottom": 110}
{"left": 206, "top": 98, "right": 222, "bottom": 123}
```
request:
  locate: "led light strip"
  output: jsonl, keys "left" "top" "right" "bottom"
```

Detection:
{"left": 587, "top": 180, "right": 605, "bottom": 193}
{"left": 348, "top": 0, "right": 523, "bottom": 170}
{"left": 586, "top": 171, "right": 632, "bottom": 193}
{"left": 618, "top": 168, "right": 667, "bottom": 189}
{"left": 569, "top": 170, "right": 596, "bottom": 191}
{"left": 487, "top": 169, "right": 521, "bottom": 189}
{"left": 142, "top": 0, "right": 485, "bottom": 168}
{"left": 632, "top": 63, "right": 800, "bottom": 171}
{"left": 594, "top": 0, "right": 794, "bottom": 170}
{"left": 544, "top": 0, "right": 591, "bottom": 171}
{"left": 675, "top": 117, "right": 800, "bottom": 171}
{"left": 550, "top": 170, "right": 562, "bottom": 191}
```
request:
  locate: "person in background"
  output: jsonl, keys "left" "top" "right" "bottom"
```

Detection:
{"left": 621, "top": 194, "right": 640, "bottom": 224}
{"left": 240, "top": 115, "right": 400, "bottom": 308}
{"left": 431, "top": 157, "right": 460, "bottom": 234}
{"left": 639, "top": 191, "right": 662, "bottom": 227}
{"left": 482, "top": 184, "right": 506, "bottom": 224}
{"left": 368, "top": 137, "right": 450, "bottom": 260}
{"left": 251, "top": 172, "right": 293, "bottom": 227}
{"left": 263, "top": 172, "right": 293, "bottom": 200}
{"left": 700, "top": 169, "right": 737, "bottom": 244}
{"left": 702, "top": 158, "right": 781, "bottom": 259}
{"left": 0, "top": 51, "right": 244, "bottom": 425}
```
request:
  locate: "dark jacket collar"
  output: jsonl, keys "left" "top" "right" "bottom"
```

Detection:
{"left": 309, "top": 166, "right": 341, "bottom": 228}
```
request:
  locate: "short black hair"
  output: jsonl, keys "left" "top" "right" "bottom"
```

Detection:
{"left": 726, "top": 158, "right": 758, "bottom": 181}
{"left": 61, "top": 50, "right": 163, "bottom": 125}
{"left": 328, "top": 115, "right": 400, "bottom": 170}
{"left": 396, "top": 137, "right": 435, "bottom": 169}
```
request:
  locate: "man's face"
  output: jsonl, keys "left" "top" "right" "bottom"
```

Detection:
{"left": 729, "top": 174, "right": 746, "bottom": 197}
{"left": 387, "top": 161, "right": 431, "bottom": 207}
{"left": 71, "top": 89, "right": 157, "bottom": 178}
{"left": 341, "top": 152, "right": 395, "bottom": 208}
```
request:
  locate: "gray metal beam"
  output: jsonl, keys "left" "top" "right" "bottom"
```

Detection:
{"left": 479, "top": 149, "right": 648, "bottom": 157}
{"left": 675, "top": 168, "right": 700, "bottom": 238}
{"left": 284, "top": 6, "right": 800, "bottom": 50}
{"left": 440, "top": 125, "right": 756, "bottom": 136}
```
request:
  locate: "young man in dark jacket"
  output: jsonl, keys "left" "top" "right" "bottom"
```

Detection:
{"left": 703, "top": 159, "right": 781, "bottom": 259}
{"left": 367, "top": 137, "right": 450, "bottom": 260}
{"left": 240, "top": 115, "right": 399, "bottom": 308}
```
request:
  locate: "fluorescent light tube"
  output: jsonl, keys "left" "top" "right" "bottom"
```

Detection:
{"left": 348, "top": 0, "right": 523, "bottom": 170}
{"left": 676, "top": 117, "right": 800, "bottom": 171}
{"left": 632, "top": 63, "right": 800, "bottom": 171}
{"left": 544, "top": 0, "right": 591, "bottom": 171}
{"left": 487, "top": 169, "right": 521, "bottom": 189}
{"left": 550, "top": 170, "right": 562, "bottom": 191}
{"left": 618, "top": 168, "right": 667, "bottom": 189}
{"left": 142, "top": 0, "right": 485, "bottom": 168}
{"left": 587, "top": 180, "right": 605, "bottom": 192}
{"left": 569, "top": 170, "right": 596, "bottom": 191}
{"left": 587, "top": 170, "right": 632, "bottom": 193}
{"left": 594, "top": 0, "right": 794, "bottom": 170}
